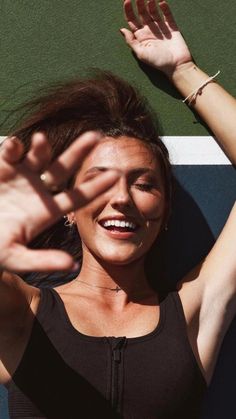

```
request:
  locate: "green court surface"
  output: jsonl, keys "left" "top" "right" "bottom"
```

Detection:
{"left": 0, "top": 0, "right": 235, "bottom": 134}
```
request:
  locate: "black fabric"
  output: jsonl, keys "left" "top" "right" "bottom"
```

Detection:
{"left": 6, "top": 287, "right": 207, "bottom": 418}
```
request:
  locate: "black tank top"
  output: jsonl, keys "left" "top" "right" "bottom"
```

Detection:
{"left": 6, "top": 287, "right": 207, "bottom": 418}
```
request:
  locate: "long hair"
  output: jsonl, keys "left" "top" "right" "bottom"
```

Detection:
{"left": 10, "top": 71, "right": 173, "bottom": 289}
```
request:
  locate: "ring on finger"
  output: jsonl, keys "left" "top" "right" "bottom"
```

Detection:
{"left": 132, "top": 25, "right": 141, "bottom": 31}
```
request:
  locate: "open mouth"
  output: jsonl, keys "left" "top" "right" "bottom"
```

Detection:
{"left": 99, "top": 219, "right": 139, "bottom": 233}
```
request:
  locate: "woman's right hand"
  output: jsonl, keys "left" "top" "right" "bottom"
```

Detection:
{"left": 0, "top": 132, "right": 119, "bottom": 273}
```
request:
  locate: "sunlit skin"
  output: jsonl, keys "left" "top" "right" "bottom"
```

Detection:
{"left": 69, "top": 136, "right": 167, "bottom": 300}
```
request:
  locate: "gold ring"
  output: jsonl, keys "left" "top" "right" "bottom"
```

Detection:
{"left": 40, "top": 173, "right": 60, "bottom": 193}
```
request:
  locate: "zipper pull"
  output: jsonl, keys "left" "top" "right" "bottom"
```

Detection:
{"left": 111, "top": 337, "right": 126, "bottom": 363}
{"left": 113, "top": 348, "right": 121, "bottom": 362}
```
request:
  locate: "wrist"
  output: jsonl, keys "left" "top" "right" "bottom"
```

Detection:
{"left": 166, "top": 61, "right": 197, "bottom": 82}
{"left": 165, "top": 62, "right": 212, "bottom": 99}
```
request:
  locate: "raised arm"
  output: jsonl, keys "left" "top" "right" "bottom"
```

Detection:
{"left": 121, "top": 0, "right": 236, "bottom": 384}
{"left": 0, "top": 132, "right": 119, "bottom": 383}
{"left": 121, "top": 0, "right": 236, "bottom": 163}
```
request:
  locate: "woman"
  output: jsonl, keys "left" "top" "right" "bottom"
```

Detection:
{"left": 0, "top": 1, "right": 235, "bottom": 418}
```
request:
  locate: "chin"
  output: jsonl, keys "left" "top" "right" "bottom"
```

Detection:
{"left": 96, "top": 250, "right": 145, "bottom": 266}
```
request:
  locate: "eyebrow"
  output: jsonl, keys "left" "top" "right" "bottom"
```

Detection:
{"left": 84, "top": 166, "right": 157, "bottom": 176}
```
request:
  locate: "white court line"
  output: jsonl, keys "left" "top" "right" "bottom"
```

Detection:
{"left": 161, "top": 136, "right": 231, "bottom": 165}
{"left": 0, "top": 136, "right": 231, "bottom": 165}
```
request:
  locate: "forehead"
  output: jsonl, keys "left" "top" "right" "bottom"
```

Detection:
{"left": 79, "top": 136, "right": 160, "bottom": 174}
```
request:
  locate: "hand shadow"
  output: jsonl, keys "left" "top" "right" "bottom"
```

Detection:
{"left": 136, "top": 58, "right": 181, "bottom": 100}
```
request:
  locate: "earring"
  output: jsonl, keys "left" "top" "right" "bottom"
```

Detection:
{"left": 63, "top": 215, "right": 75, "bottom": 227}
{"left": 164, "top": 224, "right": 168, "bottom": 231}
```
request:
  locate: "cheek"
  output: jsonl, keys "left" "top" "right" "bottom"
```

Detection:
{"left": 136, "top": 192, "right": 165, "bottom": 221}
{"left": 74, "top": 207, "right": 92, "bottom": 235}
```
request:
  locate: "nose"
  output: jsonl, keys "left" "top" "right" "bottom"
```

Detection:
{"left": 109, "top": 175, "right": 133, "bottom": 209}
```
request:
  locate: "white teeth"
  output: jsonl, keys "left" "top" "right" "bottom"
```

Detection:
{"left": 102, "top": 220, "right": 137, "bottom": 229}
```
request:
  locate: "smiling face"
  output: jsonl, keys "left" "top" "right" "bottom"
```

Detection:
{"left": 73, "top": 136, "right": 167, "bottom": 266}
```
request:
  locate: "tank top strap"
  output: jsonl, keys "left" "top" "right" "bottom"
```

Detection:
{"left": 161, "top": 290, "right": 191, "bottom": 334}
{"left": 164, "top": 290, "right": 207, "bottom": 382}
{"left": 168, "top": 290, "right": 189, "bottom": 327}
{"left": 36, "top": 286, "right": 60, "bottom": 325}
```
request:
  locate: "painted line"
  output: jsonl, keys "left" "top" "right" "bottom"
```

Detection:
{"left": 0, "top": 136, "right": 231, "bottom": 165}
{"left": 161, "top": 136, "right": 231, "bottom": 165}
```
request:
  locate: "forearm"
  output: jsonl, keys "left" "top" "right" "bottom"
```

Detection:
{"left": 168, "top": 62, "right": 236, "bottom": 164}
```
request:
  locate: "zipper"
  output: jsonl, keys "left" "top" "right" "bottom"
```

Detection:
{"left": 108, "top": 337, "right": 126, "bottom": 413}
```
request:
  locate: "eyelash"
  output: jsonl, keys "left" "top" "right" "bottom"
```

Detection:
{"left": 134, "top": 183, "right": 154, "bottom": 191}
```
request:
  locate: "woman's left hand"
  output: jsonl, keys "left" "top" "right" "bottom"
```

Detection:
{"left": 121, "top": 0, "right": 192, "bottom": 77}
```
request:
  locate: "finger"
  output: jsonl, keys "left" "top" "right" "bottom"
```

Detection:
{"left": 24, "top": 132, "right": 51, "bottom": 172}
{"left": 136, "top": 0, "right": 153, "bottom": 25}
{"left": 54, "top": 169, "right": 121, "bottom": 214}
{"left": 0, "top": 137, "right": 24, "bottom": 164}
{"left": 41, "top": 131, "right": 102, "bottom": 191}
{"left": 147, "top": 0, "right": 171, "bottom": 35}
{"left": 5, "top": 245, "right": 77, "bottom": 272}
{"left": 159, "top": 1, "right": 178, "bottom": 31}
{"left": 120, "top": 28, "right": 140, "bottom": 50}
{"left": 124, "top": 0, "right": 142, "bottom": 32}
{"left": 147, "top": 0, "right": 162, "bottom": 22}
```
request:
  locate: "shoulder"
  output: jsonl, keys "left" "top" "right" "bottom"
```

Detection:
{"left": 0, "top": 272, "right": 40, "bottom": 327}
{"left": 0, "top": 273, "right": 40, "bottom": 384}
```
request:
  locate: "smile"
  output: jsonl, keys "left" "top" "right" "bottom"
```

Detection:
{"left": 101, "top": 219, "right": 138, "bottom": 231}
{"left": 98, "top": 217, "right": 140, "bottom": 238}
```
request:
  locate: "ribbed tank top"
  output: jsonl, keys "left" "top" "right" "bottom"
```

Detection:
{"left": 6, "top": 287, "right": 207, "bottom": 419}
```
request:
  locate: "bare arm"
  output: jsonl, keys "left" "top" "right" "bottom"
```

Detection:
{"left": 170, "top": 63, "right": 236, "bottom": 164}
{"left": 121, "top": 0, "right": 236, "bottom": 383}
{"left": 121, "top": 0, "right": 236, "bottom": 163}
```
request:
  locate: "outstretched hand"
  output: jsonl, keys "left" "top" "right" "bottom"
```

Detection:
{"left": 0, "top": 133, "right": 119, "bottom": 273}
{"left": 121, "top": 0, "right": 192, "bottom": 76}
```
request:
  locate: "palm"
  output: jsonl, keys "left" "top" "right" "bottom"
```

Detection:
{"left": 0, "top": 162, "right": 61, "bottom": 247}
{"left": 122, "top": 0, "right": 192, "bottom": 74}
{"left": 0, "top": 133, "right": 119, "bottom": 272}
{"left": 133, "top": 28, "right": 191, "bottom": 71}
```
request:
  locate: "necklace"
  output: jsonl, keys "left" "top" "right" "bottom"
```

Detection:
{"left": 76, "top": 279, "right": 122, "bottom": 293}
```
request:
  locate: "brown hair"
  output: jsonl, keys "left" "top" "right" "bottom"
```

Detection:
{"left": 10, "top": 71, "right": 172, "bottom": 288}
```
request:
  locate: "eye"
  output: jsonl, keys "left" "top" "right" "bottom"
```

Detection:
{"left": 134, "top": 183, "right": 154, "bottom": 192}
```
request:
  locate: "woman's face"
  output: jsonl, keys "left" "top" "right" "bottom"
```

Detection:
{"left": 74, "top": 136, "right": 166, "bottom": 265}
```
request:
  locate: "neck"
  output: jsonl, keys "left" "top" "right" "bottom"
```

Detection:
{"left": 75, "top": 249, "right": 155, "bottom": 306}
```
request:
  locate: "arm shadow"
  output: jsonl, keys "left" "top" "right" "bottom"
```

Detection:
{"left": 137, "top": 57, "right": 223, "bottom": 137}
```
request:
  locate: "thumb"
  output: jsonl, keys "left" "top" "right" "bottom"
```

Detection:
{"left": 120, "top": 28, "right": 138, "bottom": 49}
